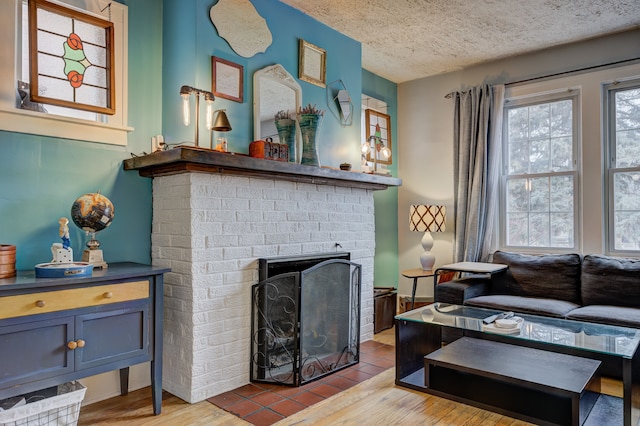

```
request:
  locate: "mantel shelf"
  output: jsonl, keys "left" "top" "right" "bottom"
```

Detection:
{"left": 123, "top": 147, "right": 402, "bottom": 190}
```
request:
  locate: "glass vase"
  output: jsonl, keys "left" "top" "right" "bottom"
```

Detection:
{"left": 298, "top": 114, "right": 322, "bottom": 167}
{"left": 275, "top": 118, "right": 297, "bottom": 163}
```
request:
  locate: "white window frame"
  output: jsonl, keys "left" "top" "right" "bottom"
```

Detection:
{"left": 500, "top": 90, "right": 581, "bottom": 252}
{"left": 604, "top": 77, "right": 640, "bottom": 255}
{"left": 0, "top": 0, "right": 131, "bottom": 145}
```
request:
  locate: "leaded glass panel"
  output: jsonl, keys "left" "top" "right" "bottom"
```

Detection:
{"left": 28, "top": 0, "right": 114, "bottom": 115}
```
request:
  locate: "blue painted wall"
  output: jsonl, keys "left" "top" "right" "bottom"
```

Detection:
{"left": 362, "top": 69, "right": 399, "bottom": 287}
{"left": 162, "top": 0, "right": 364, "bottom": 169}
{"left": 0, "top": 0, "right": 399, "bottom": 279}
{"left": 0, "top": 0, "right": 162, "bottom": 270}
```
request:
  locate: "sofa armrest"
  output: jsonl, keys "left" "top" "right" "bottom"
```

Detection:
{"left": 435, "top": 276, "right": 490, "bottom": 305}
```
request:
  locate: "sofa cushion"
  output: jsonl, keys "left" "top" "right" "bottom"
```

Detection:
{"left": 581, "top": 255, "right": 640, "bottom": 307}
{"left": 465, "top": 295, "right": 580, "bottom": 318}
{"left": 491, "top": 251, "right": 581, "bottom": 303}
{"left": 566, "top": 305, "right": 640, "bottom": 329}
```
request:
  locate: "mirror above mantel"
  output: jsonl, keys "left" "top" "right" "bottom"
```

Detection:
{"left": 253, "top": 64, "right": 302, "bottom": 156}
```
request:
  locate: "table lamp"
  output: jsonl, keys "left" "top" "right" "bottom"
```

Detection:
{"left": 409, "top": 205, "right": 446, "bottom": 270}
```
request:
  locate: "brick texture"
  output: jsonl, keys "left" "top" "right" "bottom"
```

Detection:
{"left": 152, "top": 172, "right": 376, "bottom": 403}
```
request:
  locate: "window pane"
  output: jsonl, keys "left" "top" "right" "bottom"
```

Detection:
{"left": 551, "top": 213, "right": 574, "bottom": 247}
{"left": 550, "top": 175, "right": 574, "bottom": 212}
{"left": 508, "top": 139, "right": 528, "bottom": 174}
{"left": 529, "top": 104, "right": 550, "bottom": 138}
{"left": 529, "top": 213, "right": 550, "bottom": 246}
{"left": 507, "top": 213, "right": 528, "bottom": 246}
{"left": 529, "top": 177, "right": 549, "bottom": 212}
{"left": 615, "top": 211, "right": 640, "bottom": 251}
{"left": 530, "top": 140, "right": 550, "bottom": 173}
{"left": 615, "top": 129, "right": 640, "bottom": 168}
{"left": 504, "top": 97, "right": 575, "bottom": 250}
{"left": 550, "top": 100, "right": 572, "bottom": 137}
{"left": 609, "top": 84, "right": 640, "bottom": 252}
{"left": 616, "top": 88, "right": 640, "bottom": 131}
{"left": 507, "top": 179, "right": 528, "bottom": 212}
{"left": 508, "top": 108, "right": 528, "bottom": 140}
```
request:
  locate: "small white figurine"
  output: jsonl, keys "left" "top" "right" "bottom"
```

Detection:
{"left": 51, "top": 217, "right": 73, "bottom": 263}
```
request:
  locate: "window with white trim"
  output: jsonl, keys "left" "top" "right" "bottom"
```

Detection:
{"left": 501, "top": 92, "right": 579, "bottom": 250}
{"left": 605, "top": 79, "right": 640, "bottom": 253}
{"left": 0, "top": 0, "right": 130, "bottom": 145}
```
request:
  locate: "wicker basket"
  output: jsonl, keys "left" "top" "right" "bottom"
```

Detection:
{"left": 0, "top": 382, "right": 86, "bottom": 426}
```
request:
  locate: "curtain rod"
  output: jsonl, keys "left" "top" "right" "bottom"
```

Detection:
{"left": 444, "top": 57, "right": 640, "bottom": 99}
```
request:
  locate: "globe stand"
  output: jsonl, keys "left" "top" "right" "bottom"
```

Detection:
{"left": 82, "top": 233, "right": 107, "bottom": 269}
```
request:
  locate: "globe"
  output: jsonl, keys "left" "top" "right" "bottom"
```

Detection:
{"left": 71, "top": 192, "right": 115, "bottom": 234}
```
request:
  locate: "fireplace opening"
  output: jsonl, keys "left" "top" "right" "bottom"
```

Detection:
{"left": 251, "top": 253, "right": 361, "bottom": 386}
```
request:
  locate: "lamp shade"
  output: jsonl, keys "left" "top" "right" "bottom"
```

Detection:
{"left": 409, "top": 205, "right": 446, "bottom": 233}
{"left": 213, "top": 110, "right": 232, "bottom": 132}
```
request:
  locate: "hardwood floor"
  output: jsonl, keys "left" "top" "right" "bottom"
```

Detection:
{"left": 78, "top": 327, "right": 621, "bottom": 425}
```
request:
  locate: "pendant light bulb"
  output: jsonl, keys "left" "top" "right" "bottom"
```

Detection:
{"left": 205, "top": 99, "right": 213, "bottom": 130}
{"left": 181, "top": 93, "right": 190, "bottom": 126}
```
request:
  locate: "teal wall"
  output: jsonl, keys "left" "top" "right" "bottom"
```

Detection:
{"left": 0, "top": 0, "right": 162, "bottom": 270}
{"left": 0, "top": 0, "right": 399, "bottom": 279}
{"left": 162, "top": 0, "right": 364, "bottom": 169}
{"left": 362, "top": 69, "right": 399, "bottom": 287}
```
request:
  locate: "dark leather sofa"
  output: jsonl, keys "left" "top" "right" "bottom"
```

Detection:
{"left": 436, "top": 250, "right": 640, "bottom": 328}
{"left": 435, "top": 250, "right": 640, "bottom": 378}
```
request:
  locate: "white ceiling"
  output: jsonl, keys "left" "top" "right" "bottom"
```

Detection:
{"left": 280, "top": 0, "right": 640, "bottom": 83}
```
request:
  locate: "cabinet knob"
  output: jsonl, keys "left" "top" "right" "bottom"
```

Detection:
{"left": 103, "top": 292, "right": 113, "bottom": 299}
{"left": 35, "top": 300, "right": 46, "bottom": 308}
{"left": 67, "top": 340, "right": 85, "bottom": 350}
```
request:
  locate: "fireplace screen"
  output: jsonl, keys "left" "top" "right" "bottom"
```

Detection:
{"left": 251, "top": 258, "right": 361, "bottom": 386}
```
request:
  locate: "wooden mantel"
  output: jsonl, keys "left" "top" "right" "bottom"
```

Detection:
{"left": 123, "top": 147, "right": 402, "bottom": 190}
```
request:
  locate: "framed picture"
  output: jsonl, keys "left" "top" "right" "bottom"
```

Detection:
{"left": 212, "top": 56, "right": 243, "bottom": 102}
{"left": 365, "top": 109, "right": 392, "bottom": 165}
{"left": 298, "top": 39, "right": 326, "bottom": 88}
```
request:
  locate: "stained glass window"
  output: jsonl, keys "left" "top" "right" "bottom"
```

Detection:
{"left": 28, "top": 0, "right": 115, "bottom": 115}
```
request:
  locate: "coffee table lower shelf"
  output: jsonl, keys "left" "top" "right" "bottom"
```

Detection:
{"left": 398, "top": 337, "right": 624, "bottom": 426}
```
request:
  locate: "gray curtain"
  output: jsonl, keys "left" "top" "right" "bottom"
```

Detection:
{"left": 452, "top": 84, "right": 504, "bottom": 262}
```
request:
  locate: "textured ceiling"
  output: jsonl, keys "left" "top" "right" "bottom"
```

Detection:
{"left": 280, "top": 0, "right": 640, "bottom": 83}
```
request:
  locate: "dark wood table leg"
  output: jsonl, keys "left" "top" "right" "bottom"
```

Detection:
{"left": 119, "top": 367, "right": 129, "bottom": 395}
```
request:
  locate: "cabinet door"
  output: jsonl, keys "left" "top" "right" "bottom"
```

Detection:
{"left": 75, "top": 303, "right": 151, "bottom": 371}
{"left": 0, "top": 316, "right": 74, "bottom": 390}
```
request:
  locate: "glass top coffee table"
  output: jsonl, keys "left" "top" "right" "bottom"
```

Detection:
{"left": 395, "top": 303, "right": 640, "bottom": 426}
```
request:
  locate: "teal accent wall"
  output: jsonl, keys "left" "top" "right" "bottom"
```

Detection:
{"left": 0, "top": 0, "right": 162, "bottom": 270}
{"left": 362, "top": 69, "right": 399, "bottom": 287}
{"left": 162, "top": 0, "right": 363, "bottom": 168}
{"left": 0, "top": 0, "right": 399, "bottom": 278}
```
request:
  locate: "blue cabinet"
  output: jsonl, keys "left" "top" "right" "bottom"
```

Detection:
{"left": 0, "top": 263, "right": 168, "bottom": 415}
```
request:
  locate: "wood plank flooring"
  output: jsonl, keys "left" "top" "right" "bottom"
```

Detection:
{"left": 77, "top": 327, "right": 621, "bottom": 425}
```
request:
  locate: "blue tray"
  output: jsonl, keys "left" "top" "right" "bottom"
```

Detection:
{"left": 35, "top": 262, "right": 93, "bottom": 278}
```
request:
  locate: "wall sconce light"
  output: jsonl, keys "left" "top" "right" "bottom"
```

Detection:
{"left": 409, "top": 205, "right": 446, "bottom": 270}
{"left": 180, "top": 85, "right": 232, "bottom": 148}
{"left": 362, "top": 135, "right": 390, "bottom": 173}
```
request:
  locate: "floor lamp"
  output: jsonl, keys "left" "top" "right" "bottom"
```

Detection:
{"left": 409, "top": 205, "right": 446, "bottom": 270}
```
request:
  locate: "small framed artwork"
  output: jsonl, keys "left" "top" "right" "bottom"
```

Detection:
{"left": 212, "top": 56, "right": 243, "bottom": 102}
{"left": 365, "top": 109, "right": 393, "bottom": 165}
{"left": 298, "top": 39, "right": 326, "bottom": 88}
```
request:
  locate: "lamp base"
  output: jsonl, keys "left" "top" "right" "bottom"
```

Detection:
{"left": 82, "top": 248, "right": 108, "bottom": 269}
{"left": 420, "top": 231, "right": 435, "bottom": 271}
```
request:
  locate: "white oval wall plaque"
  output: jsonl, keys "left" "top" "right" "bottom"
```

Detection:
{"left": 210, "top": 0, "right": 272, "bottom": 58}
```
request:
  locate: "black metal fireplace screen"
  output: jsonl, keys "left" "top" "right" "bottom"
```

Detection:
{"left": 250, "top": 257, "right": 361, "bottom": 386}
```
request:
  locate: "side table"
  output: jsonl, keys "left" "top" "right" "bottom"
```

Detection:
{"left": 432, "top": 261, "right": 508, "bottom": 298}
{"left": 401, "top": 268, "right": 434, "bottom": 310}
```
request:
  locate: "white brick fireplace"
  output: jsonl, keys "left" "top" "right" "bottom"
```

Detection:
{"left": 151, "top": 171, "right": 378, "bottom": 403}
